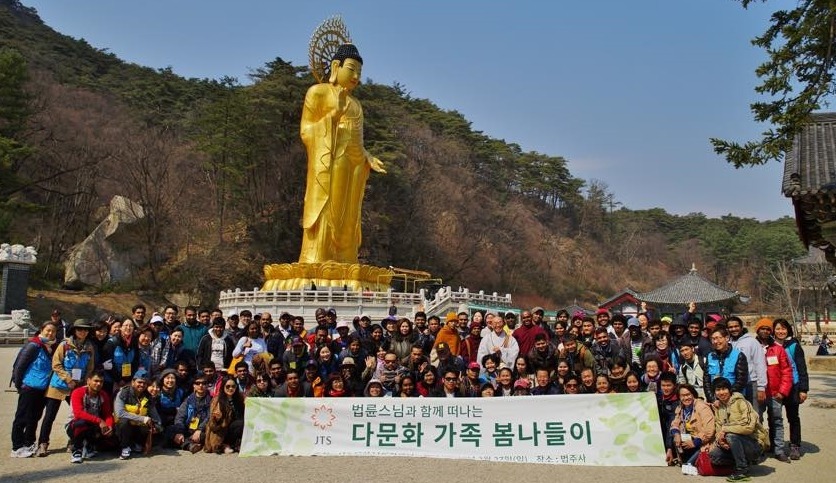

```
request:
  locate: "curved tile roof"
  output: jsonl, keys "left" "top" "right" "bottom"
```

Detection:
{"left": 638, "top": 265, "right": 738, "bottom": 305}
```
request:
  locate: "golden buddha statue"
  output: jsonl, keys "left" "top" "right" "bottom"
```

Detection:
{"left": 298, "top": 43, "right": 386, "bottom": 264}
{"left": 262, "top": 27, "right": 395, "bottom": 292}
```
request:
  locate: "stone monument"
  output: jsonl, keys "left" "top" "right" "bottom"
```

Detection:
{"left": 0, "top": 243, "right": 38, "bottom": 339}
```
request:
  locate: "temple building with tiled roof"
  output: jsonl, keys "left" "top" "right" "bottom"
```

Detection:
{"left": 782, "top": 112, "right": 836, "bottom": 266}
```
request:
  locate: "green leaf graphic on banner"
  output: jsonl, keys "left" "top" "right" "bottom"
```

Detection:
{"left": 643, "top": 433, "right": 664, "bottom": 454}
{"left": 623, "top": 444, "right": 640, "bottom": 462}
{"left": 599, "top": 413, "right": 636, "bottom": 440}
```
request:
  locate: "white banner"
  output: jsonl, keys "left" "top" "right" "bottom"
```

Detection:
{"left": 240, "top": 393, "right": 666, "bottom": 466}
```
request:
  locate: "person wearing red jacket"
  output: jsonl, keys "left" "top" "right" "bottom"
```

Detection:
{"left": 67, "top": 370, "right": 114, "bottom": 463}
{"left": 754, "top": 318, "right": 793, "bottom": 463}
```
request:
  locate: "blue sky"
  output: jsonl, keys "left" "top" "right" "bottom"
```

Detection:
{"left": 23, "top": 0, "right": 798, "bottom": 220}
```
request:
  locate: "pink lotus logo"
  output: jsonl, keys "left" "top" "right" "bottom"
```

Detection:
{"left": 311, "top": 405, "right": 336, "bottom": 430}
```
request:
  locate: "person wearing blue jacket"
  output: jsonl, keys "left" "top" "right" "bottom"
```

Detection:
{"left": 10, "top": 321, "right": 58, "bottom": 458}
{"left": 703, "top": 326, "right": 749, "bottom": 403}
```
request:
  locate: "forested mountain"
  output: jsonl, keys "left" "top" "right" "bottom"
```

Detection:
{"left": 0, "top": 0, "right": 807, "bottom": 310}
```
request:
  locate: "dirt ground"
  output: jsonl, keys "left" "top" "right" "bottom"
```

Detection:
{"left": 1, "top": 347, "right": 834, "bottom": 483}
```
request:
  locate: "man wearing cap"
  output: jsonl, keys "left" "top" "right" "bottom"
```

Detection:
{"left": 114, "top": 369, "right": 162, "bottom": 459}
{"left": 325, "top": 308, "right": 338, "bottom": 337}
{"left": 148, "top": 315, "right": 165, "bottom": 337}
{"left": 352, "top": 313, "right": 373, "bottom": 340}
{"left": 434, "top": 342, "right": 466, "bottom": 378}
{"left": 339, "top": 357, "right": 362, "bottom": 396}
{"left": 282, "top": 336, "right": 309, "bottom": 377}
{"left": 619, "top": 316, "right": 649, "bottom": 374}
{"left": 513, "top": 310, "right": 547, "bottom": 357}
{"left": 303, "top": 359, "right": 325, "bottom": 397}
{"left": 531, "top": 307, "right": 552, "bottom": 337}
{"left": 332, "top": 319, "right": 352, "bottom": 351}
{"left": 433, "top": 313, "right": 461, "bottom": 357}
{"left": 197, "top": 317, "right": 235, "bottom": 372}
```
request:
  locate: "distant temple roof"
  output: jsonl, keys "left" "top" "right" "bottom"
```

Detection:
{"left": 599, "top": 288, "right": 639, "bottom": 308}
{"left": 782, "top": 112, "right": 836, "bottom": 265}
{"left": 637, "top": 265, "right": 739, "bottom": 305}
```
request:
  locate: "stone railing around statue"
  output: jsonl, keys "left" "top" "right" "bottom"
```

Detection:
{"left": 219, "top": 287, "right": 426, "bottom": 324}
{"left": 423, "top": 286, "right": 514, "bottom": 316}
{"left": 218, "top": 285, "right": 514, "bottom": 326}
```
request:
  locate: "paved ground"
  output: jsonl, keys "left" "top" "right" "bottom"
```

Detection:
{"left": 1, "top": 347, "right": 834, "bottom": 483}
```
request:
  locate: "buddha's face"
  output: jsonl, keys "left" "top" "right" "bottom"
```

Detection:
{"left": 335, "top": 58, "right": 362, "bottom": 91}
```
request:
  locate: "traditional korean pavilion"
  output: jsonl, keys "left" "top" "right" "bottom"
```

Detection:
{"left": 600, "top": 265, "right": 742, "bottom": 322}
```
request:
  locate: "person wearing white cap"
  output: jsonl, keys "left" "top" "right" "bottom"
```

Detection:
{"left": 333, "top": 319, "right": 352, "bottom": 351}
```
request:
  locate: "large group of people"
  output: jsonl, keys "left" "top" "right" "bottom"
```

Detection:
{"left": 9, "top": 302, "right": 811, "bottom": 480}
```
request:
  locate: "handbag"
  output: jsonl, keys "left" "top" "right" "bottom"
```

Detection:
{"left": 227, "top": 337, "right": 249, "bottom": 375}
{"left": 695, "top": 450, "right": 734, "bottom": 476}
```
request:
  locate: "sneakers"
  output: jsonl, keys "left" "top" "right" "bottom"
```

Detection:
{"left": 82, "top": 442, "right": 97, "bottom": 459}
{"left": 681, "top": 463, "right": 698, "bottom": 476}
{"left": 35, "top": 443, "right": 48, "bottom": 457}
{"left": 726, "top": 474, "right": 751, "bottom": 482}
{"left": 790, "top": 445, "right": 801, "bottom": 460}
{"left": 10, "top": 444, "right": 35, "bottom": 458}
{"left": 119, "top": 447, "right": 131, "bottom": 460}
{"left": 70, "top": 450, "right": 83, "bottom": 464}
{"left": 188, "top": 443, "right": 203, "bottom": 454}
{"left": 775, "top": 453, "right": 791, "bottom": 463}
